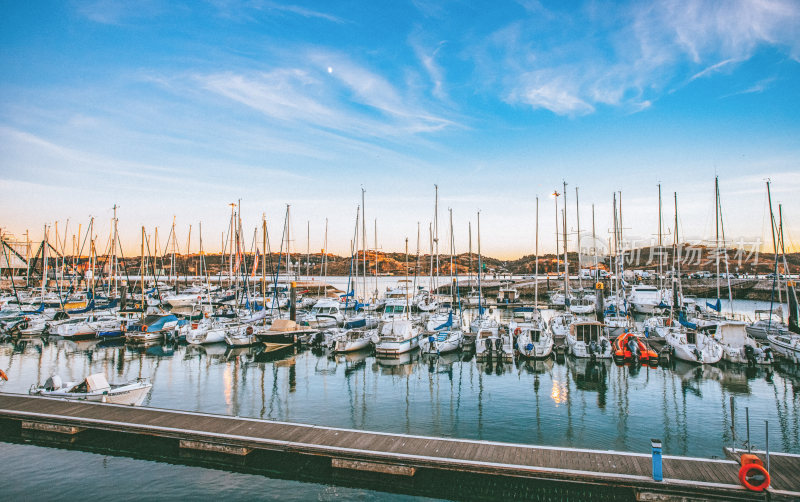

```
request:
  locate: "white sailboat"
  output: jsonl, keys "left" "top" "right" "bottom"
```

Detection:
{"left": 664, "top": 325, "right": 723, "bottom": 364}
{"left": 512, "top": 318, "right": 553, "bottom": 359}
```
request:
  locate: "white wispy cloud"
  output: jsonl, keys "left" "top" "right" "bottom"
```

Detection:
{"left": 411, "top": 37, "right": 449, "bottom": 101}
{"left": 477, "top": 0, "right": 800, "bottom": 115}
{"left": 689, "top": 58, "right": 742, "bottom": 81}
{"left": 721, "top": 77, "right": 776, "bottom": 98}
{"left": 196, "top": 50, "right": 459, "bottom": 140}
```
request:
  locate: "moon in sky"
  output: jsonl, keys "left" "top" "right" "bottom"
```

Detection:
{"left": 327, "top": 66, "right": 333, "bottom": 74}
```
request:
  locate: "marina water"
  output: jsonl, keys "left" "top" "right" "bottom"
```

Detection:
{"left": 1, "top": 292, "right": 798, "bottom": 500}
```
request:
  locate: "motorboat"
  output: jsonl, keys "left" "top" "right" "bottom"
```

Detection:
{"left": 628, "top": 285, "right": 669, "bottom": 314}
{"left": 496, "top": 284, "right": 520, "bottom": 304}
{"left": 714, "top": 321, "right": 773, "bottom": 365}
{"left": 566, "top": 320, "right": 612, "bottom": 359}
{"left": 473, "top": 317, "right": 511, "bottom": 361}
{"left": 184, "top": 318, "right": 229, "bottom": 345}
{"left": 125, "top": 314, "right": 179, "bottom": 343}
{"left": 254, "top": 318, "right": 317, "bottom": 344}
{"left": 224, "top": 325, "right": 258, "bottom": 347}
{"left": 568, "top": 292, "right": 596, "bottom": 315}
{"left": 380, "top": 299, "right": 413, "bottom": 322}
{"left": 373, "top": 318, "right": 420, "bottom": 356}
{"left": 29, "top": 373, "right": 152, "bottom": 406}
{"left": 768, "top": 332, "right": 800, "bottom": 364}
{"left": 299, "top": 299, "right": 344, "bottom": 328}
{"left": 333, "top": 328, "right": 373, "bottom": 353}
{"left": 746, "top": 310, "right": 787, "bottom": 340}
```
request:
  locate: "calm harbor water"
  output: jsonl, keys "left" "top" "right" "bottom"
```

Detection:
{"left": 1, "top": 298, "right": 798, "bottom": 500}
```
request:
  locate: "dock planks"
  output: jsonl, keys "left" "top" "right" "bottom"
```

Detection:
{"left": 1, "top": 393, "right": 798, "bottom": 500}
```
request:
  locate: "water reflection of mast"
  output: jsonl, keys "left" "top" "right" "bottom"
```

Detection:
{"left": 477, "top": 362, "right": 484, "bottom": 438}
{"left": 615, "top": 365, "right": 629, "bottom": 450}
{"left": 771, "top": 373, "right": 799, "bottom": 452}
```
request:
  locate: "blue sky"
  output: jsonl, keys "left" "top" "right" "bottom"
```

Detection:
{"left": 1, "top": 0, "right": 799, "bottom": 258}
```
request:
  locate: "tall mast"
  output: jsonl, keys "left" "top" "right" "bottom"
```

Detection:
{"left": 262, "top": 215, "right": 267, "bottom": 309}
{"left": 228, "top": 202, "right": 235, "bottom": 286}
{"left": 41, "top": 224, "right": 48, "bottom": 299}
{"left": 592, "top": 204, "right": 597, "bottom": 282}
{"left": 477, "top": 211, "right": 483, "bottom": 315}
{"left": 429, "top": 223, "right": 434, "bottom": 293}
{"left": 112, "top": 204, "right": 118, "bottom": 295}
{"left": 766, "top": 181, "right": 781, "bottom": 322}
{"left": 553, "top": 190, "right": 560, "bottom": 277}
{"left": 374, "top": 219, "right": 378, "bottom": 302}
{"left": 575, "top": 186, "right": 582, "bottom": 289}
{"left": 434, "top": 185, "right": 440, "bottom": 292}
{"left": 286, "top": 204, "right": 291, "bottom": 280}
{"left": 562, "top": 181, "right": 568, "bottom": 300}
{"left": 468, "top": 222, "right": 473, "bottom": 290}
{"left": 140, "top": 226, "right": 145, "bottom": 322}
{"left": 658, "top": 184, "right": 663, "bottom": 292}
{"left": 306, "top": 220, "right": 310, "bottom": 279}
{"left": 449, "top": 208, "right": 455, "bottom": 299}
{"left": 535, "top": 196, "right": 539, "bottom": 307}
{"left": 414, "top": 221, "right": 420, "bottom": 294}
{"left": 715, "top": 176, "right": 721, "bottom": 301}
{"left": 404, "top": 237, "right": 410, "bottom": 318}
{"left": 362, "top": 187, "right": 367, "bottom": 303}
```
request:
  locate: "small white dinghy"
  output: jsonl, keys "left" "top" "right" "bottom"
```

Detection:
{"left": 30, "top": 373, "right": 152, "bottom": 406}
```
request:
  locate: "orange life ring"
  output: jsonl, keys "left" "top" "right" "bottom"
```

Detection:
{"left": 514, "top": 327, "right": 521, "bottom": 336}
{"left": 246, "top": 326, "right": 254, "bottom": 335}
{"left": 738, "top": 463, "right": 770, "bottom": 491}
{"left": 665, "top": 318, "right": 672, "bottom": 326}
{"left": 0, "top": 369, "right": 8, "bottom": 381}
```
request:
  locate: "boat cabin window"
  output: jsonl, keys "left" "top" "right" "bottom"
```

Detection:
{"left": 575, "top": 324, "right": 600, "bottom": 343}
{"left": 384, "top": 305, "right": 405, "bottom": 314}
{"left": 686, "top": 331, "right": 696, "bottom": 344}
{"left": 531, "top": 329, "right": 541, "bottom": 342}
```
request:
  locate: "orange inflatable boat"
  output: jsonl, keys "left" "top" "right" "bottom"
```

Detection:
{"left": 613, "top": 332, "right": 658, "bottom": 364}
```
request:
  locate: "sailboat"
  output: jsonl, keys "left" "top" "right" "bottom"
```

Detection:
{"left": 662, "top": 193, "right": 722, "bottom": 364}
{"left": 514, "top": 197, "right": 553, "bottom": 359}
{"left": 765, "top": 187, "right": 800, "bottom": 364}
{"left": 374, "top": 238, "right": 421, "bottom": 356}
{"left": 420, "top": 209, "right": 463, "bottom": 355}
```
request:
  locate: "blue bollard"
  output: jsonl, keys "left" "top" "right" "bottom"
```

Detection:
{"left": 651, "top": 439, "right": 663, "bottom": 482}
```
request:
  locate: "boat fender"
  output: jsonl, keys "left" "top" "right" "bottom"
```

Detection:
{"left": 0, "top": 369, "right": 7, "bottom": 381}
{"left": 738, "top": 454, "right": 770, "bottom": 491}
{"left": 693, "top": 347, "right": 702, "bottom": 361}
{"left": 246, "top": 326, "right": 254, "bottom": 335}
{"left": 525, "top": 343, "right": 534, "bottom": 352}
{"left": 428, "top": 336, "right": 436, "bottom": 343}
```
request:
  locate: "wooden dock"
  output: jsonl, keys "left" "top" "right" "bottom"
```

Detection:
{"left": 1, "top": 393, "right": 798, "bottom": 501}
